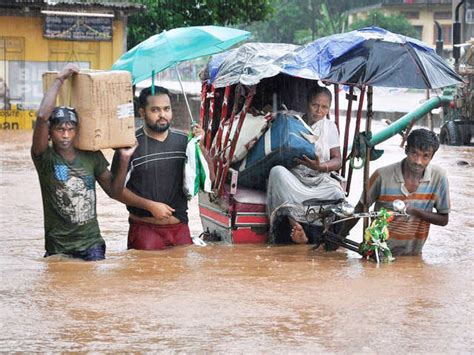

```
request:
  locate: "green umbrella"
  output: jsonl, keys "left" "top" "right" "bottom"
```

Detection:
{"left": 113, "top": 25, "right": 250, "bottom": 122}
{"left": 113, "top": 25, "right": 250, "bottom": 84}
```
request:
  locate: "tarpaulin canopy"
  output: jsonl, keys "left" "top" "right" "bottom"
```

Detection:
{"left": 206, "top": 27, "right": 464, "bottom": 90}
{"left": 283, "top": 26, "right": 464, "bottom": 89}
{"left": 206, "top": 42, "right": 301, "bottom": 88}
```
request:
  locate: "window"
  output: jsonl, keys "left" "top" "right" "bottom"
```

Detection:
{"left": 0, "top": 37, "right": 24, "bottom": 109}
{"left": 466, "top": 9, "right": 474, "bottom": 24}
{"left": 401, "top": 11, "right": 420, "bottom": 19}
{"left": 434, "top": 12, "right": 451, "bottom": 20}
{"left": 433, "top": 24, "right": 452, "bottom": 45}
{"left": 413, "top": 26, "right": 423, "bottom": 40}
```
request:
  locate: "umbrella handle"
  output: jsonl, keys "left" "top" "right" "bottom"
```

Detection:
{"left": 151, "top": 70, "right": 155, "bottom": 95}
{"left": 174, "top": 65, "right": 195, "bottom": 126}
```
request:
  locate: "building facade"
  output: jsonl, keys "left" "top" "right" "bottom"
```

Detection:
{"left": 347, "top": 0, "right": 454, "bottom": 51}
{"left": 453, "top": 0, "right": 474, "bottom": 43}
{"left": 0, "top": 0, "right": 142, "bottom": 129}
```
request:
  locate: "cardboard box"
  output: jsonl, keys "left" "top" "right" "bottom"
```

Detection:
{"left": 42, "top": 70, "right": 135, "bottom": 151}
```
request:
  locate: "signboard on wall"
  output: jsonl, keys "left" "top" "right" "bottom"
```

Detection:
{"left": 44, "top": 16, "right": 112, "bottom": 41}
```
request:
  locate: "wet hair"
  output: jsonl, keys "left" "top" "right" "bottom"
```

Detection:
{"left": 49, "top": 106, "right": 78, "bottom": 127}
{"left": 307, "top": 85, "right": 332, "bottom": 104}
{"left": 406, "top": 128, "right": 440, "bottom": 154}
{"left": 138, "top": 86, "right": 171, "bottom": 109}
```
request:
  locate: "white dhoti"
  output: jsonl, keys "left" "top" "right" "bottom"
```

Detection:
{"left": 266, "top": 165, "right": 345, "bottom": 243}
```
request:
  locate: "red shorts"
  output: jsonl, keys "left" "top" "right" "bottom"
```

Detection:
{"left": 128, "top": 219, "right": 192, "bottom": 250}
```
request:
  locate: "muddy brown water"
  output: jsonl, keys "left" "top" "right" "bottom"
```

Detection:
{"left": 1, "top": 130, "right": 473, "bottom": 352}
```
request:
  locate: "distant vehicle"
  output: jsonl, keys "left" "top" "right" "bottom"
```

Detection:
{"left": 440, "top": 40, "right": 474, "bottom": 146}
{"left": 439, "top": 0, "right": 473, "bottom": 146}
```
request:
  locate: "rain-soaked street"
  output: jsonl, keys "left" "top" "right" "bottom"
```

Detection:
{"left": 1, "top": 129, "right": 473, "bottom": 352}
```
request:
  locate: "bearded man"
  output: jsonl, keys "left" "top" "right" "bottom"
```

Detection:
{"left": 112, "top": 86, "right": 207, "bottom": 250}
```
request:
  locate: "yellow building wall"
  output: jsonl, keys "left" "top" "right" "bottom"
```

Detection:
{"left": 0, "top": 15, "right": 124, "bottom": 68}
{"left": 406, "top": 10, "right": 452, "bottom": 47}
{"left": 0, "top": 109, "right": 36, "bottom": 130}
{"left": 0, "top": 15, "right": 126, "bottom": 130}
{"left": 348, "top": 7, "right": 452, "bottom": 49}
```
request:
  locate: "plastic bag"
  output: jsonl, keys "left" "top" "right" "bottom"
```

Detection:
{"left": 183, "top": 136, "right": 212, "bottom": 199}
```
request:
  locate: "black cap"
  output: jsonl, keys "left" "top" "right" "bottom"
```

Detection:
{"left": 49, "top": 106, "right": 78, "bottom": 126}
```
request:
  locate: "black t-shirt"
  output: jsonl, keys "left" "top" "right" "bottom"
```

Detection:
{"left": 116, "top": 127, "right": 189, "bottom": 223}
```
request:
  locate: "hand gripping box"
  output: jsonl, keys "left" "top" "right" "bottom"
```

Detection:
{"left": 42, "top": 70, "right": 136, "bottom": 151}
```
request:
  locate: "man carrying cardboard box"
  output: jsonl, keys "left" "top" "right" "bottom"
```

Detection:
{"left": 111, "top": 86, "right": 212, "bottom": 250}
{"left": 32, "top": 64, "right": 119, "bottom": 261}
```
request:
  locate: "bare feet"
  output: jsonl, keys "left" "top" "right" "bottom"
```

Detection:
{"left": 289, "top": 220, "right": 308, "bottom": 244}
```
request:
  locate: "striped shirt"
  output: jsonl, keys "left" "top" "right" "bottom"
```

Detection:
{"left": 114, "top": 127, "right": 189, "bottom": 223}
{"left": 364, "top": 159, "right": 450, "bottom": 255}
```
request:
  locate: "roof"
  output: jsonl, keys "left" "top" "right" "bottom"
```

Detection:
{"left": 45, "top": 0, "right": 143, "bottom": 8}
{"left": 0, "top": 0, "right": 144, "bottom": 13}
{"left": 345, "top": 0, "right": 452, "bottom": 15}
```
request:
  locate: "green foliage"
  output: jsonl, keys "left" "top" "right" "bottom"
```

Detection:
{"left": 298, "top": 3, "right": 349, "bottom": 43}
{"left": 127, "top": 0, "right": 272, "bottom": 48}
{"left": 244, "top": 0, "right": 311, "bottom": 43}
{"left": 349, "top": 10, "right": 418, "bottom": 38}
{"left": 244, "top": 0, "right": 380, "bottom": 44}
{"left": 359, "top": 208, "right": 395, "bottom": 263}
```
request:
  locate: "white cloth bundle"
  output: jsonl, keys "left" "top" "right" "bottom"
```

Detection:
{"left": 183, "top": 136, "right": 212, "bottom": 199}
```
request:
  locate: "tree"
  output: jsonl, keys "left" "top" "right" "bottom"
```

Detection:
{"left": 295, "top": 2, "right": 348, "bottom": 43}
{"left": 127, "top": 0, "right": 273, "bottom": 48}
{"left": 349, "top": 10, "right": 418, "bottom": 38}
{"left": 244, "top": 0, "right": 381, "bottom": 44}
{"left": 244, "top": 0, "right": 311, "bottom": 43}
{"left": 329, "top": 0, "right": 380, "bottom": 16}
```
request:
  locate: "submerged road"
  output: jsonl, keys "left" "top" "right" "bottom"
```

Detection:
{"left": 1, "top": 129, "right": 473, "bottom": 352}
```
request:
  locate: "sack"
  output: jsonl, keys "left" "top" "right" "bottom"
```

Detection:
{"left": 183, "top": 136, "right": 212, "bottom": 199}
{"left": 213, "top": 113, "right": 270, "bottom": 163}
{"left": 235, "top": 113, "right": 317, "bottom": 190}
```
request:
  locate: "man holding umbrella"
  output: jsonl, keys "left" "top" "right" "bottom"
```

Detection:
{"left": 110, "top": 25, "right": 250, "bottom": 249}
{"left": 112, "top": 86, "right": 212, "bottom": 250}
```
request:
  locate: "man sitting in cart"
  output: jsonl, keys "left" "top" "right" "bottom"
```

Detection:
{"left": 267, "top": 85, "right": 345, "bottom": 245}
{"left": 340, "top": 129, "right": 450, "bottom": 256}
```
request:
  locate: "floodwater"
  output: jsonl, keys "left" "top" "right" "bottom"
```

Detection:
{"left": 1, "top": 129, "right": 473, "bottom": 353}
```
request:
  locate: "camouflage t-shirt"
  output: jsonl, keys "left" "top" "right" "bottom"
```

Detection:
{"left": 32, "top": 146, "right": 109, "bottom": 254}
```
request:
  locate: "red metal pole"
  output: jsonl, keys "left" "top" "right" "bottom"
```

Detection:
{"left": 341, "top": 86, "right": 354, "bottom": 177}
{"left": 362, "top": 86, "right": 373, "bottom": 235}
{"left": 211, "top": 86, "right": 231, "bottom": 190}
{"left": 205, "top": 85, "right": 216, "bottom": 150}
{"left": 217, "top": 91, "right": 254, "bottom": 197}
{"left": 199, "top": 82, "right": 208, "bottom": 127}
{"left": 346, "top": 86, "right": 366, "bottom": 195}
{"left": 214, "top": 85, "right": 241, "bottom": 192}
{"left": 214, "top": 85, "right": 231, "bottom": 154}
{"left": 334, "top": 84, "right": 340, "bottom": 133}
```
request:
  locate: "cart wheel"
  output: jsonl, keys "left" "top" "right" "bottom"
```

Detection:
{"left": 324, "top": 240, "right": 340, "bottom": 251}
{"left": 440, "top": 121, "right": 462, "bottom": 146}
{"left": 463, "top": 132, "right": 472, "bottom": 145}
{"left": 324, "top": 220, "right": 341, "bottom": 251}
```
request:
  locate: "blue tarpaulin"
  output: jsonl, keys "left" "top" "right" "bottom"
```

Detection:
{"left": 205, "top": 27, "right": 463, "bottom": 89}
